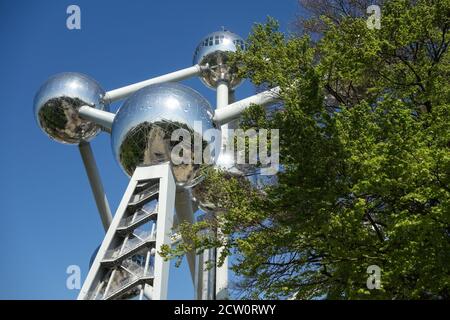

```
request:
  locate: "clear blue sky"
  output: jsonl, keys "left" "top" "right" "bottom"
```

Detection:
{"left": 0, "top": 0, "right": 299, "bottom": 299}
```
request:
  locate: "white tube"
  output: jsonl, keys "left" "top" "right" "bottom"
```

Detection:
{"left": 215, "top": 80, "right": 230, "bottom": 300}
{"left": 78, "top": 106, "right": 115, "bottom": 132}
{"left": 78, "top": 142, "right": 113, "bottom": 231}
{"left": 104, "top": 65, "right": 203, "bottom": 102}
{"left": 226, "top": 90, "right": 239, "bottom": 130}
{"left": 217, "top": 80, "right": 230, "bottom": 146}
{"left": 217, "top": 81, "right": 229, "bottom": 109}
{"left": 213, "top": 86, "right": 281, "bottom": 125}
{"left": 174, "top": 188, "right": 196, "bottom": 284}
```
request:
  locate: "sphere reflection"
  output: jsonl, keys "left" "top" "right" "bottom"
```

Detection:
{"left": 193, "top": 30, "right": 245, "bottom": 90}
{"left": 111, "top": 83, "right": 216, "bottom": 187}
{"left": 33, "top": 72, "right": 108, "bottom": 144}
{"left": 190, "top": 150, "right": 277, "bottom": 213}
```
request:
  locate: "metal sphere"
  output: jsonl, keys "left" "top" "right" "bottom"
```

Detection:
{"left": 193, "top": 30, "right": 245, "bottom": 90}
{"left": 190, "top": 150, "right": 276, "bottom": 213}
{"left": 191, "top": 170, "right": 276, "bottom": 213}
{"left": 214, "top": 148, "right": 256, "bottom": 175}
{"left": 111, "top": 83, "right": 216, "bottom": 187}
{"left": 33, "top": 72, "right": 108, "bottom": 144}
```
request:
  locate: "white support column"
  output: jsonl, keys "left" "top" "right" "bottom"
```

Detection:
{"left": 104, "top": 65, "right": 203, "bottom": 103}
{"left": 142, "top": 247, "right": 154, "bottom": 300}
{"left": 203, "top": 248, "right": 216, "bottom": 299}
{"left": 78, "top": 171, "right": 139, "bottom": 299}
{"left": 78, "top": 163, "right": 176, "bottom": 300}
{"left": 217, "top": 80, "right": 230, "bottom": 145}
{"left": 174, "top": 188, "right": 196, "bottom": 284}
{"left": 226, "top": 90, "right": 239, "bottom": 135}
{"left": 193, "top": 82, "right": 232, "bottom": 300}
{"left": 215, "top": 80, "right": 230, "bottom": 300}
{"left": 151, "top": 164, "right": 176, "bottom": 300}
{"left": 194, "top": 237, "right": 216, "bottom": 300}
{"left": 78, "top": 142, "right": 113, "bottom": 231}
{"left": 194, "top": 253, "right": 202, "bottom": 300}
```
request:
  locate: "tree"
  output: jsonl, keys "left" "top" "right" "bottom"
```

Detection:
{"left": 162, "top": 0, "right": 450, "bottom": 299}
{"left": 295, "top": 0, "right": 385, "bottom": 36}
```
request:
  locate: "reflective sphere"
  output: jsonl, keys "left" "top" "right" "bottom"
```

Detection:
{"left": 33, "top": 72, "right": 108, "bottom": 144}
{"left": 190, "top": 149, "right": 277, "bottom": 213}
{"left": 111, "top": 83, "right": 216, "bottom": 187}
{"left": 191, "top": 169, "right": 276, "bottom": 213}
{"left": 193, "top": 30, "right": 245, "bottom": 90}
{"left": 214, "top": 147, "right": 258, "bottom": 176}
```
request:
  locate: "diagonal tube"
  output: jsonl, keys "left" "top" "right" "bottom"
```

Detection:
{"left": 79, "top": 142, "right": 113, "bottom": 231}
{"left": 213, "top": 86, "right": 281, "bottom": 125}
{"left": 174, "top": 188, "right": 197, "bottom": 284}
{"left": 104, "top": 65, "right": 204, "bottom": 103}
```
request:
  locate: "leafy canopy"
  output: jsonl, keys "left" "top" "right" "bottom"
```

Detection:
{"left": 162, "top": 0, "right": 450, "bottom": 299}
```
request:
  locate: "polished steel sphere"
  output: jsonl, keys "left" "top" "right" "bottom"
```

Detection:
{"left": 193, "top": 30, "right": 245, "bottom": 90}
{"left": 190, "top": 148, "right": 277, "bottom": 212}
{"left": 191, "top": 170, "right": 275, "bottom": 213}
{"left": 34, "top": 72, "right": 108, "bottom": 144}
{"left": 111, "top": 83, "right": 216, "bottom": 187}
{"left": 191, "top": 149, "right": 239, "bottom": 212}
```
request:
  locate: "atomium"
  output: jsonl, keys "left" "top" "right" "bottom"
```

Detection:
{"left": 31, "top": 26, "right": 285, "bottom": 301}
{"left": 33, "top": 72, "right": 108, "bottom": 144}
{"left": 111, "top": 82, "right": 216, "bottom": 187}
{"left": 193, "top": 30, "right": 245, "bottom": 90}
